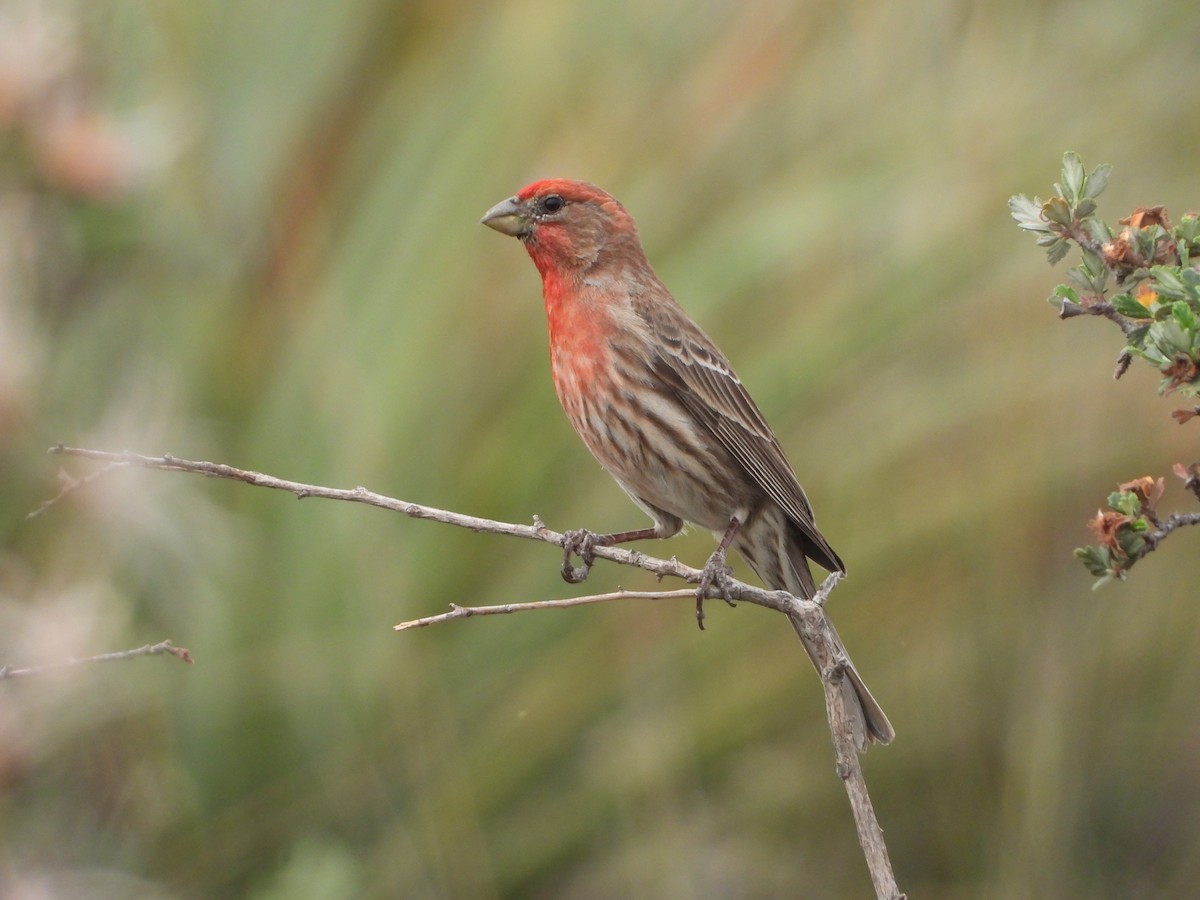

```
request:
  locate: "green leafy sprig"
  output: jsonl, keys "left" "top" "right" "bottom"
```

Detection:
{"left": 1012, "top": 153, "right": 1200, "bottom": 583}
{"left": 1011, "top": 151, "right": 1200, "bottom": 401}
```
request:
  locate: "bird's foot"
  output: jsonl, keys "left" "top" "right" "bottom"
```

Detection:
{"left": 695, "top": 547, "right": 736, "bottom": 630}
{"left": 561, "top": 529, "right": 609, "bottom": 584}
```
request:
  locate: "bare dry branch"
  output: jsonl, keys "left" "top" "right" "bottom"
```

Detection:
{"left": 1057, "top": 298, "right": 1139, "bottom": 339}
{"left": 396, "top": 576, "right": 900, "bottom": 899}
{"left": 26, "top": 460, "right": 129, "bottom": 519}
{"left": 43, "top": 444, "right": 901, "bottom": 898}
{"left": 821, "top": 650, "right": 900, "bottom": 900}
{"left": 1145, "top": 511, "right": 1200, "bottom": 552}
{"left": 40, "top": 446, "right": 807, "bottom": 606}
{"left": 0, "top": 640, "right": 193, "bottom": 680}
{"left": 1063, "top": 221, "right": 1108, "bottom": 259}
{"left": 394, "top": 589, "right": 698, "bottom": 629}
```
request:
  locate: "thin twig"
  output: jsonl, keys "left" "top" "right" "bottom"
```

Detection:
{"left": 820, "top": 649, "right": 899, "bottom": 900}
{"left": 1090, "top": 302, "right": 1140, "bottom": 338}
{"left": 26, "top": 460, "right": 129, "bottom": 519}
{"left": 43, "top": 444, "right": 900, "bottom": 898}
{"left": 1058, "top": 299, "right": 1139, "bottom": 339}
{"left": 396, "top": 577, "right": 899, "bottom": 900}
{"left": 41, "top": 446, "right": 789, "bottom": 602}
{"left": 395, "top": 589, "right": 698, "bottom": 629}
{"left": 0, "top": 640, "right": 193, "bottom": 680}
{"left": 789, "top": 580, "right": 902, "bottom": 900}
{"left": 1064, "top": 222, "right": 1108, "bottom": 259}
{"left": 1144, "top": 512, "right": 1200, "bottom": 552}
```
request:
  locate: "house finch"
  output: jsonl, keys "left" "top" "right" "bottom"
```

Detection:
{"left": 482, "top": 180, "right": 893, "bottom": 746}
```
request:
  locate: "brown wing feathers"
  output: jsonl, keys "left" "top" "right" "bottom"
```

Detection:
{"left": 646, "top": 302, "right": 844, "bottom": 574}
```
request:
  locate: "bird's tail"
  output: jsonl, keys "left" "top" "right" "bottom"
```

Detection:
{"left": 734, "top": 516, "right": 894, "bottom": 748}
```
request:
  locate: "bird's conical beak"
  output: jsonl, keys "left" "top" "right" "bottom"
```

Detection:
{"left": 481, "top": 196, "right": 529, "bottom": 237}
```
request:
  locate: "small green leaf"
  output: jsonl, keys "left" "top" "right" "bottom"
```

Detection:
{"left": 1133, "top": 339, "right": 1169, "bottom": 366}
{"left": 1108, "top": 491, "right": 1141, "bottom": 517}
{"left": 1085, "top": 218, "right": 1113, "bottom": 245}
{"left": 1117, "top": 529, "right": 1146, "bottom": 560}
{"left": 1066, "top": 269, "right": 1096, "bottom": 294}
{"left": 1172, "top": 300, "right": 1197, "bottom": 332}
{"left": 1176, "top": 214, "right": 1200, "bottom": 245}
{"left": 1042, "top": 196, "right": 1073, "bottom": 227}
{"left": 1132, "top": 227, "right": 1161, "bottom": 263}
{"left": 1074, "top": 198, "right": 1096, "bottom": 218}
{"left": 1083, "top": 163, "right": 1112, "bottom": 200}
{"left": 1151, "top": 266, "right": 1188, "bottom": 298}
{"left": 1111, "top": 293, "right": 1153, "bottom": 318}
{"left": 1053, "top": 284, "right": 1079, "bottom": 303}
{"left": 1009, "top": 194, "right": 1050, "bottom": 232}
{"left": 1061, "top": 152, "right": 1086, "bottom": 204}
{"left": 1151, "top": 318, "right": 1191, "bottom": 355}
{"left": 1046, "top": 241, "right": 1071, "bottom": 265}
{"left": 1074, "top": 545, "right": 1112, "bottom": 578}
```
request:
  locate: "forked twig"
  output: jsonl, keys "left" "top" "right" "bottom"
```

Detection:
{"left": 38, "top": 444, "right": 902, "bottom": 899}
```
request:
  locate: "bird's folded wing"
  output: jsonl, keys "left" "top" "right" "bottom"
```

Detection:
{"left": 647, "top": 308, "right": 843, "bottom": 574}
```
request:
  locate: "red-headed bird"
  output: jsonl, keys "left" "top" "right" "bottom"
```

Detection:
{"left": 482, "top": 180, "right": 893, "bottom": 746}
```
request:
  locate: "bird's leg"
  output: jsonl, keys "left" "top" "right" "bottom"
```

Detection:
{"left": 561, "top": 526, "right": 662, "bottom": 584}
{"left": 695, "top": 516, "right": 741, "bottom": 630}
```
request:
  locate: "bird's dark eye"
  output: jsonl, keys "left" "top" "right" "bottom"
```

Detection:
{"left": 540, "top": 195, "right": 565, "bottom": 214}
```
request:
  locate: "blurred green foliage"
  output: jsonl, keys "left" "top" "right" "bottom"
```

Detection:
{"left": 3, "top": 0, "right": 1200, "bottom": 897}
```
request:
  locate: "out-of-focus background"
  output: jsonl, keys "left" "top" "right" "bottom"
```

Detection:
{"left": 2, "top": 1, "right": 1199, "bottom": 897}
